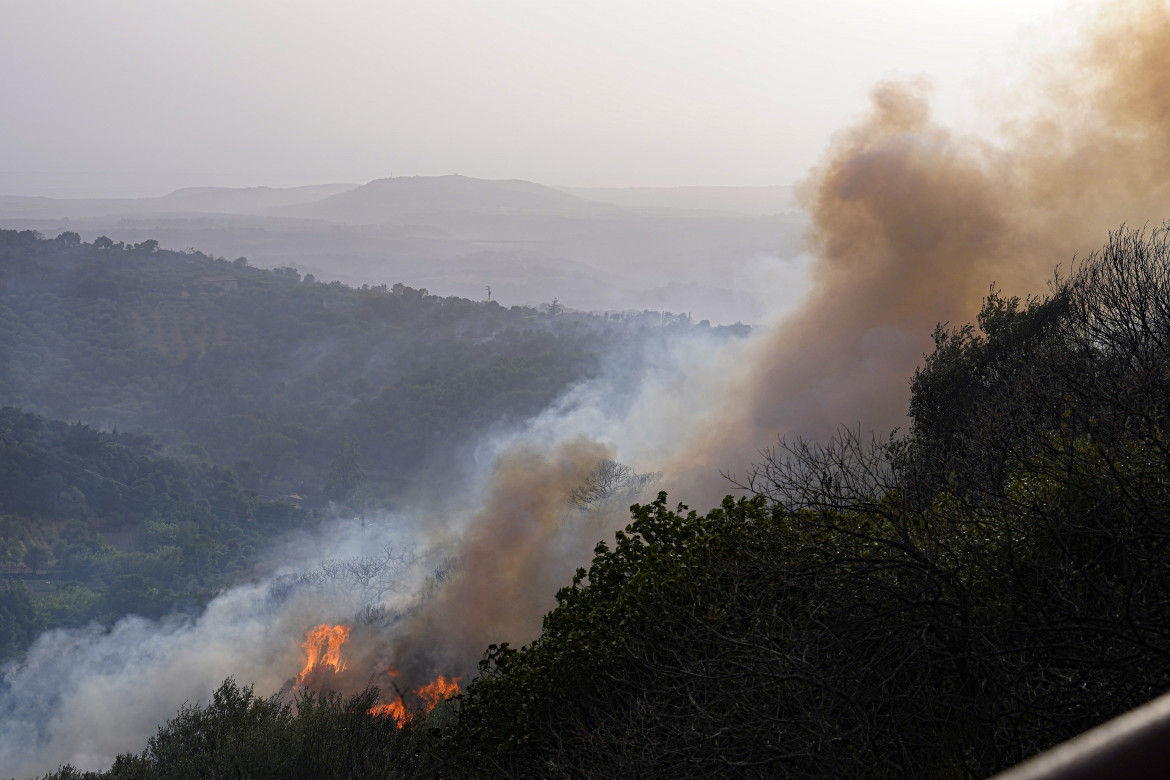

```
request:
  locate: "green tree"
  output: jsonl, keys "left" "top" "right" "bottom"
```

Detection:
{"left": 232, "top": 458, "right": 262, "bottom": 491}
{"left": 455, "top": 490, "right": 963, "bottom": 778}
{"left": 44, "top": 678, "right": 429, "bottom": 779}
{"left": 23, "top": 545, "right": 49, "bottom": 575}
{"left": 323, "top": 436, "right": 362, "bottom": 501}
{"left": 0, "top": 579, "right": 42, "bottom": 659}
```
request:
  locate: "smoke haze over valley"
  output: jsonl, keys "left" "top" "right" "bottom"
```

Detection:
{"left": 6, "top": 0, "right": 1170, "bottom": 776}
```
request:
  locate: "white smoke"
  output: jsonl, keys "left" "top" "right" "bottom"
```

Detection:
{"left": 0, "top": 320, "right": 763, "bottom": 777}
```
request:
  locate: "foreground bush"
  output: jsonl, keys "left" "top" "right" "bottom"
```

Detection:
{"left": 39, "top": 679, "right": 437, "bottom": 780}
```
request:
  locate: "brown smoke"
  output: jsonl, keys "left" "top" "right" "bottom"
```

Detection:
{"left": 663, "top": 0, "right": 1170, "bottom": 504}
{"left": 384, "top": 437, "right": 611, "bottom": 685}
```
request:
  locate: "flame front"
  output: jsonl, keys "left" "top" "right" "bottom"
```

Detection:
{"left": 370, "top": 673, "right": 460, "bottom": 726}
{"left": 296, "top": 623, "right": 352, "bottom": 685}
{"left": 369, "top": 700, "right": 410, "bottom": 726}
{"left": 416, "top": 675, "right": 460, "bottom": 710}
{"left": 293, "top": 625, "right": 459, "bottom": 725}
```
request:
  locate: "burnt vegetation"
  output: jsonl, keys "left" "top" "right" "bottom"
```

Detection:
{"left": 22, "top": 224, "right": 1170, "bottom": 778}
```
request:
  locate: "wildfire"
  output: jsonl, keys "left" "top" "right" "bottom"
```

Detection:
{"left": 417, "top": 675, "right": 461, "bottom": 709}
{"left": 296, "top": 623, "right": 352, "bottom": 685}
{"left": 369, "top": 673, "right": 461, "bottom": 726}
{"left": 292, "top": 623, "right": 459, "bottom": 726}
{"left": 369, "top": 700, "right": 410, "bottom": 726}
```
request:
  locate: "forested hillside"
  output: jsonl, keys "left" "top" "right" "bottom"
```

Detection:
{"left": 0, "top": 229, "right": 733, "bottom": 667}
{"left": 32, "top": 226, "right": 1170, "bottom": 779}
{"left": 0, "top": 407, "right": 305, "bottom": 660}
{"left": 0, "top": 229, "right": 716, "bottom": 507}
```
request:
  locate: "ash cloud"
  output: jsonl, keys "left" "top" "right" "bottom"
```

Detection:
{"left": 8, "top": 0, "right": 1170, "bottom": 775}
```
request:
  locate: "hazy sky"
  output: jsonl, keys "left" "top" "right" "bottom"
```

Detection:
{"left": 1, "top": 0, "right": 1082, "bottom": 197}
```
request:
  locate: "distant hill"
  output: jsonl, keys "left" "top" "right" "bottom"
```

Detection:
{"left": 0, "top": 176, "right": 808, "bottom": 324}
{"left": 146, "top": 183, "right": 358, "bottom": 213}
{"left": 280, "top": 175, "right": 606, "bottom": 224}
{"left": 0, "top": 183, "right": 357, "bottom": 221}
{"left": 0, "top": 178, "right": 799, "bottom": 222}
{"left": 561, "top": 185, "right": 797, "bottom": 215}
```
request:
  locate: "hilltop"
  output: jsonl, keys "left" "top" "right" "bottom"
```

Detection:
{"left": 0, "top": 183, "right": 356, "bottom": 221}
{"left": 0, "top": 176, "right": 807, "bottom": 325}
{"left": 280, "top": 175, "right": 604, "bottom": 224}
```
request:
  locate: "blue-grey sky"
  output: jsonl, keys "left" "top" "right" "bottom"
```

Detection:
{"left": 1, "top": 0, "right": 1080, "bottom": 197}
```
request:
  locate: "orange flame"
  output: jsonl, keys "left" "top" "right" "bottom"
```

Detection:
{"left": 369, "top": 673, "right": 461, "bottom": 726}
{"left": 296, "top": 624, "right": 351, "bottom": 685}
{"left": 417, "top": 675, "right": 461, "bottom": 710}
{"left": 369, "top": 700, "right": 410, "bottom": 726}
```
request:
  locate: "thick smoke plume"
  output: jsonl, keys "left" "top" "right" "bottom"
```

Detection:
{"left": 377, "top": 437, "right": 612, "bottom": 685}
{"left": 663, "top": 0, "right": 1170, "bottom": 502}
{"left": 7, "top": 1, "right": 1170, "bottom": 775}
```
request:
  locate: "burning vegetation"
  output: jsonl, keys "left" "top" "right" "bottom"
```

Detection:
{"left": 295, "top": 624, "right": 351, "bottom": 686}
{"left": 296, "top": 623, "right": 461, "bottom": 727}
{"left": 368, "top": 676, "right": 462, "bottom": 726}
